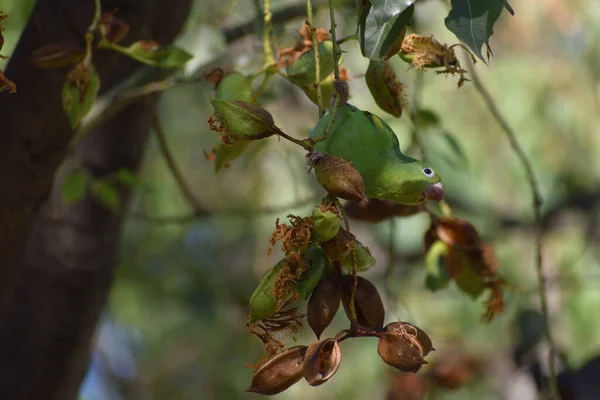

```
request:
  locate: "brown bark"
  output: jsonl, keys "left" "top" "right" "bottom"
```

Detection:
{"left": 0, "top": 0, "right": 192, "bottom": 398}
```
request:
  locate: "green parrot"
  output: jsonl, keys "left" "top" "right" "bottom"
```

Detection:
{"left": 310, "top": 103, "right": 443, "bottom": 205}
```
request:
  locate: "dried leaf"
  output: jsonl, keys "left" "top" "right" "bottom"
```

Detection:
{"left": 31, "top": 43, "right": 85, "bottom": 68}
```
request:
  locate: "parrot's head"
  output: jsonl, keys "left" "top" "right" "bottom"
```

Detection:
{"left": 395, "top": 158, "right": 443, "bottom": 204}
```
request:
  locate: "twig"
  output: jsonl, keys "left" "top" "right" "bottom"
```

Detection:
{"left": 261, "top": 0, "right": 276, "bottom": 67}
{"left": 84, "top": 0, "right": 102, "bottom": 64}
{"left": 467, "top": 60, "right": 558, "bottom": 399}
{"left": 328, "top": 0, "right": 340, "bottom": 80}
{"left": 127, "top": 196, "right": 319, "bottom": 224}
{"left": 384, "top": 218, "right": 399, "bottom": 316}
{"left": 150, "top": 110, "right": 207, "bottom": 215}
{"left": 306, "top": 0, "right": 323, "bottom": 116}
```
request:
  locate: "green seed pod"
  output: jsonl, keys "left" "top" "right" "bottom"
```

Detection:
{"left": 248, "top": 260, "right": 288, "bottom": 323}
{"left": 210, "top": 99, "right": 277, "bottom": 141}
{"left": 301, "top": 74, "right": 336, "bottom": 108}
{"left": 213, "top": 72, "right": 254, "bottom": 172}
{"left": 215, "top": 72, "right": 252, "bottom": 101}
{"left": 340, "top": 241, "right": 376, "bottom": 272}
{"left": 286, "top": 41, "right": 338, "bottom": 86}
{"left": 296, "top": 246, "right": 327, "bottom": 300}
{"left": 365, "top": 60, "right": 405, "bottom": 118}
{"left": 312, "top": 206, "right": 340, "bottom": 243}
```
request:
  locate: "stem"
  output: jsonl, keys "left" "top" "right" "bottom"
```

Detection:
{"left": 262, "top": 0, "right": 276, "bottom": 67}
{"left": 349, "top": 266, "right": 359, "bottom": 326}
{"left": 274, "top": 128, "right": 313, "bottom": 151}
{"left": 84, "top": 0, "right": 102, "bottom": 64}
{"left": 310, "top": 95, "right": 340, "bottom": 145}
{"left": 150, "top": 110, "right": 206, "bottom": 214}
{"left": 306, "top": 0, "right": 323, "bottom": 116}
{"left": 328, "top": 0, "right": 340, "bottom": 80}
{"left": 250, "top": 72, "right": 270, "bottom": 103}
{"left": 467, "top": 61, "right": 558, "bottom": 399}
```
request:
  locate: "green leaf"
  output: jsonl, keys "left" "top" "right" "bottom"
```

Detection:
{"left": 504, "top": 1, "right": 514, "bottom": 16}
{"left": 115, "top": 168, "right": 143, "bottom": 188}
{"left": 413, "top": 109, "right": 441, "bottom": 128}
{"left": 440, "top": 131, "right": 469, "bottom": 169}
{"left": 62, "top": 63, "right": 101, "bottom": 128}
{"left": 359, "top": 1, "right": 415, "bottom": 60}
{"left": 444, "top": 0, "right": 505, "bottom": 62}
{"left": 62, "top": 171, "right": 89, "bottom": 205}
{"left": 103, "top": 41, "right": 192, "bottom": 69}
{"left": 91, "top": 181, "right": 120, "bottom": 210}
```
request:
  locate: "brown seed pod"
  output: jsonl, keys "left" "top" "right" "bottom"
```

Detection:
{"left": 320, "top": 228, "right": 356, "bottom": 261}
{"left": 340, "top": 275, "right": 385, "bottom": 330}
{"left": 246, "top": 346, "right": 308, "bottom": 395}
{"left": 307, "top": 152, "right": 368, "bottom": 203}
{"left": 307, "top": 274, "right": 341, "bottom": 339}
{"left": 378, "top": 322, "right": 433, "bottom": 373}
{"left": 303, "top": 338, "right": 342, "bottom": 386}
{"left": 435, "top": 217, "right": 481, "bottom": 250}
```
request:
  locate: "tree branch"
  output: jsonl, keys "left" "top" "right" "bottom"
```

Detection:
{"left": 467, "top": 60, "right": 558, "bottom": 399}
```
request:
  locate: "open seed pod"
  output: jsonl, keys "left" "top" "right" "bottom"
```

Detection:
{"left": 287, "top": 41, "right": 338, "bottom": 85}
{"left": 365, "top": 60, "right": 406, "bottom": 118}
{"left": 340, "top": 275, "right": 385, "bottom": 330}
{"left": 378, "top": 321, "right": 433, "bottom": 373}
{"left": 320, "top": 228, "right": 356, "bottom": 261}
{"left": 303, "top": 338, "right": 342, "bottom": 386}
{"left": 246, "top": 346, "right": 308, "bottom": 395}
{"left": 307, "top": 273, "right": 341, "bottom": 339}
{"left": 340, "top": 242, "right": 376, "bottom": 272}
{"left": 248, "top": 260, "right": 291, "bottom": 323}
{"left": 307, "top": 152, "right": 368, "bottom": 203}
{"left": 312, "top": 205, "right": 341, "bottom": 243}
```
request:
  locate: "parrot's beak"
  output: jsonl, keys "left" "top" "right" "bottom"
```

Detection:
{"left": 424, "top": 182, "right": 443, "bottom": 202}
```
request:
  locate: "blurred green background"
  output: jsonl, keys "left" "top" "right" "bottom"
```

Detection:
{"left": 3, "top": 0, "right": 600, "bottom": 399}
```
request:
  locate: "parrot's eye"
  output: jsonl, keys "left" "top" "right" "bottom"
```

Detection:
{"left": 422, "top": 167, "right": 434, "bottom": 178}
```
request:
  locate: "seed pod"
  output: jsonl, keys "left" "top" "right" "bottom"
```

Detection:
{"left": 307, "top": 152, "right": 368, "bottom": 203}
{"left": 307, "top": 273, "right": 341, "bottom": 339}
{"left": 378, "top": 321, "right": 433, "bottom": 373}
{"left": 320, "top": 228, "right": 356, "bottom": 261}
{"left": 340, "top": 241, "right": 376, "bottom": 272}
{"left": 248, "top": 260, "right": 289, "bottom": 323}
{"left": 365, "top": 60, "right": 406, "bottom": 118}
{"left": 301, "top": 74, "right": 337, "bottom": 108}
{"left": 287, "top": 41, "right": 338, "bottom": 85}
{"left": 212, "top": 72, "right": 254, "bottom": 172}
{"left": 246, "top": 346, "right": 308, "bottom": 395}
{"left": 296, "top": 246, "right": 327, "bottom": 300}
{"left": 303, "top": 338, "right": 342, "bottom": 386}
{"left": 216, "top": 72, "right": 253, "bottom": 101}
{"left": 312, "top": 205, "right": 340, "bottom": 243}
{"left": 210, "top": 99, "right": 277, "bottom": 141}
{"left": 340, "top": 275, "right": 385, "bottom": 329}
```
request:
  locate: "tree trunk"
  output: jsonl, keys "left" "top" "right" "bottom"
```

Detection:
{"left": 0, "top": 0, "right": 192, "bottom": 398}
